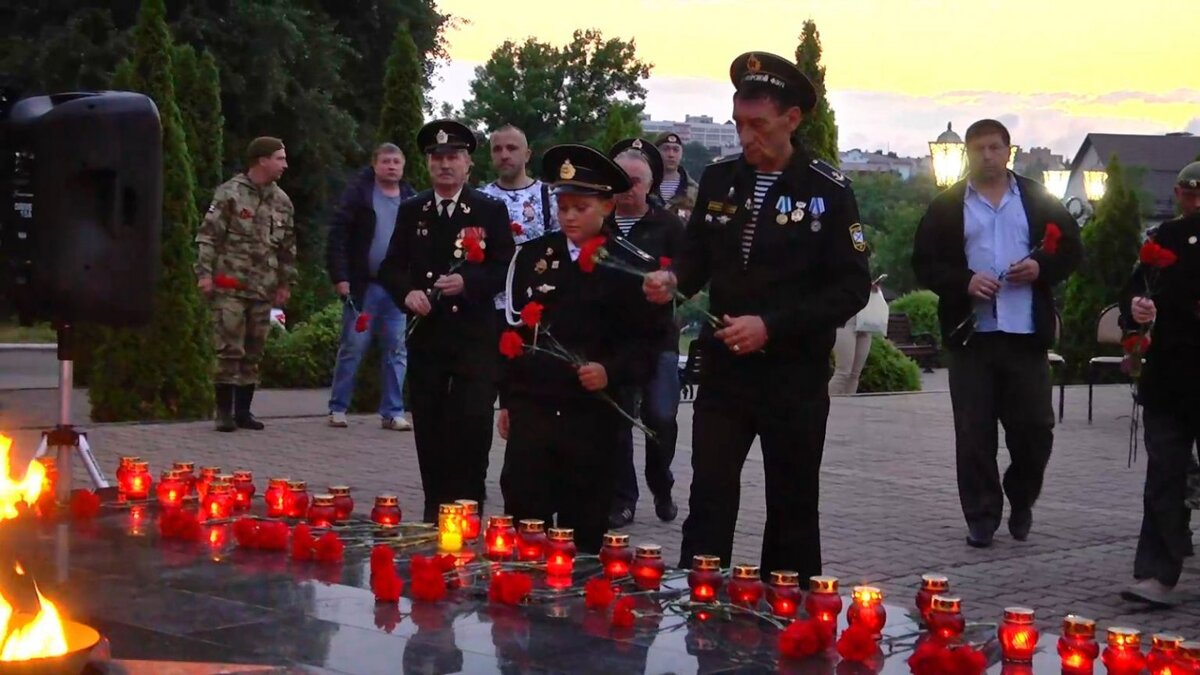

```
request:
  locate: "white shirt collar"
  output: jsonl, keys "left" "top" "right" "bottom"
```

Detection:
{"left": 434, "top": 186, "right": 465, "bottom": 215}
{"left": 566, "top": 238, "right": 582, "bottom": 262}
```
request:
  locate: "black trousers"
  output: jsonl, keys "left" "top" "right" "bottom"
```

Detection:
{"left": 499, "top": 395, "right": 622, "bottom": 553}
{"left": 947, "top": 333, "right": 1054, "bottom": 533}
{"left": 1135, "top": 406, "right": 1199, "bottom": 586}
{"left": 408, "top": 357, "right": 495, "bottom": 522}
{"left": 678, "top": 370, "right": 829, "bottom": 580}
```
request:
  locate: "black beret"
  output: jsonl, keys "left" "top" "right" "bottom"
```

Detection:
{"left": 417, "top": 119, "right": 477, "bottom": 154}
{"left": 729, "top": 51, "right": 817, "bottom": 114}
{"left": 542, "top": 144, "right": 632, "bottom": 196}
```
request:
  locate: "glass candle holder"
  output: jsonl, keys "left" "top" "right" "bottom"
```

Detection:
{"left": 631, "top": 544, "right": 665, "bottom": 591}
{"left": 767, "top": 570, "right": 801, "bottom": 619}
{"left": 330, "top": 486, "right": 354, "bottom": 521}
{"left": 848, "top": 586, "right": 886, "bottom": 639}
{"left": 914, "top": 574, "right": 949, "bottom": 625}
{"left": 264, "top": 477, "right": 290, "bottom": 517}
{"left": 126, "top": 461, "right": 152, "bottom": 500}
{"left": 116, "top": 456, "right": 140, "bottom": 495}
{"left": 231, "top": 470, "right": 255, "bottom": 511}
{"left": 927, "top": 595, "right": 965, "bottom": 643}
{"left": 545, "top": 527, "right": 576, "bottom": 577}
{"left": 286, "top": 480, "right": 309, "bottom": 519}
{"left": 1147, "top": 633, "right": 1183, "bottom": 673}
{"left": 197, "top": 466, "right": 221, "bottom": 499}
{"left": 805, "top": 576, "right": 843, "bottom": 633}
{"left": 484, "top": 514, "right": 517, "bottom": 561}
{"left": 307, "top": 494, "right": 338, "bottom": 528}
{"left": 156, "top": 469, "right": 186, "bottom": 510}
{"left": 453, "top": 499, "right": 480, "bottom": 541}
{"left": 370, "top": 494, "right": 402, "bottom": 527}
{"left": 171, "top": 461, "right": 196, "bottom": 494}
{"left": 600, "top": 533, "right": 633, "bottom": 579}
{"left": 517, "top": 519, "right": 547, "bottom": 562}
{"left": 201, "top": 481, "right": 235, "bottom": 520}
{"left": 728, "top": 565, "right": 763, "bottom": 608}
{"left": 1179, "top": 641, "right": 1200, "bottom": 671}
{"left": 688, "top": 555, "right": 723, "bottom": 603}
{"left": 438, "top": 503, "right": 465, "bottom": 552}
{"left": 998, "top": 607, "right": 1038, "bottom": 663}
{"left": 1057, "top": 615, "right": 1100, "bottom": 673}
{"left": 1102, "top": 627, "right": 1146, "bottom": 674}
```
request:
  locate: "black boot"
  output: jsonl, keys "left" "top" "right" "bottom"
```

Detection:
{"left": 234, "top": 384, "right": 265, "bottom": 430}
{"left": 214, "top": 384, "right": 236, "bottom": 432}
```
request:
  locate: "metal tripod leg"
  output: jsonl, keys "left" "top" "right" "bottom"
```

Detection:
{"left": 32, "top": 353, "right": 109, "bottom": 498}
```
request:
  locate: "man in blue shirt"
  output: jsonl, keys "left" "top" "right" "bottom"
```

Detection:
{"left": 913, "top": 119, "right": 1082, "bottom": 548}
{"left": 326, "top": 143, "right": 417, "bottom": 430}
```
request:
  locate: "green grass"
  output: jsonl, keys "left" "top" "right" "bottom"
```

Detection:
{"left": 0, "top": 322, "right": 57, "bottom": 343}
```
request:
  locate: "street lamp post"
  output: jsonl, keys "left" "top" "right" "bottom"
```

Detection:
{"left": 929, "top": 122, "right": 965, "bottom": 188}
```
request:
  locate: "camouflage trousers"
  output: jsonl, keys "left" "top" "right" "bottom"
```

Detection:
{"left": 211, "top": 294, "right": 272, "bottom": 386}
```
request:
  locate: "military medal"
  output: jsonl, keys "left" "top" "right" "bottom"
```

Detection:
{"left": 546, "top": 247, "right": 554, "bottom": 256}
{"left": 534, "top": 259, "right": 548, "bottom": 274}
{"left": 1190, "top": 236, "right": 1198, "bottom": 245}
{"left": 791, "top": 208, "right": 804, "bottom": 222}
{"left": 551, "top": 260, "right": 560, "bottom": 269}
{"left": 717, "top": 215, "right": 730, "bottom": 225}
{"left": 535, "top": 284, "right": 556, "bottom": 293}
{"left": 810, "top": 220, "right": 821, "bottom": 232}
{"left": 776, "top": 213, "right": 789, "bottom": 225}
{"left": 453, "top": 249, "right": 463, "bottom": 259}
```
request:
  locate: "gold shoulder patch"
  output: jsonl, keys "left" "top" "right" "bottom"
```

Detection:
{"left": 849, "top": 223, "right": 867, "bottom": 252}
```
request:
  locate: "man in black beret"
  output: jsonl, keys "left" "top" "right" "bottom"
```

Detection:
{"left": 378, "top": 120, "right": 515, "bottom": 522}
{"left": 643, "top": 52, "right": 870, "bottom": 580}
{"left": 655, "top": 132, "right": 698, "bottom": 219}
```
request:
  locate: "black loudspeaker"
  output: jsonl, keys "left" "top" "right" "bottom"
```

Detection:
{"left": 1, "top": 90, "right": 163, "bottom": 327}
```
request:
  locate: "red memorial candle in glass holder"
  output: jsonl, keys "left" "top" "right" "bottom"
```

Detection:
{"left": 172, "top": 461, "right": 196, "bottom": 494}
{"left": 197, "top": 466, "right": 221, "bottom": 498}
{"left": 914, "top": 574, "right": 949, "bottom": 625}
{"left": 927, "top": 595, "right": 965, "bottom": 643}
{"left": 455, "top": 499, "right": 481, "bottom": 541}
{"left": 1057, "top": 615, "right": 1100, "bottom": 674}
{"left": 1102, "top": 627, "right": 1146, "bottom": 674}
{"left": 767, "top": 570, "right": 802, "bottom": 619}
{"left": 688, "top": 555, "right": 723, "bottom": 603}
{"left": 330, "top": 486, "right": 354, "bottom": 521}
{"left": 997, "top": 607, "right": 1038, "bottom": 663}
{"left": 600, "top": 533, "right": 633, "bottom": 579}
{"left": 126, "top": 460, "right": 152, "bottom": 500}
{"left": 632, "top": 544, "right": 665, "bottom": 590}
{"left": 848, "top": 586, "right": 886, "bottom": 639}
{"left": 1147, "top": 633, "right": 1183, "bottom": 674}
{"left": 438, "top": 503, "right": 465, "bottom": 553}
{"left": 307, "top": 494, "right": 337, "bottom": 528}
{"left": 517, "top": 519, "right": 547, "bottom": 562}
{"left": 286, "top": 480, "right": 309, "bottom": 518}
{"left": 265, "top": 477, "right": 290, "bottom": 517}
{"left": 116, "top": 456, "right": 140, "bottom": 495}
{"left": 728, "top": 565, "right": 764, "bottom": 608}
{"left": 545, "top": 527, "right": 576, "bottom": 578}
{"left": 484, "top": 514, "right": 517, "bottom": 561}
{"left": 1178, "top": 641, "right": 1200, "bottom": 673}
{"left": 370, "top": 494, "right": 402, "bottom": 527}
{"left": 806, "top": 576, "right": 843, "bottom": 633}
{"left": 232, "top": 470, "right": 255, "bottom": 511}
{"left": 202, "top": 481, "right": 235, "bottom": 520}
{"left": 156, "top": 469, "right": 187, "bottom": 510}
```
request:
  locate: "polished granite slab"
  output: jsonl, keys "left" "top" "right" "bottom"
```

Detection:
{"left": 1, "top": 501, "right": 1134, "bottom": 674}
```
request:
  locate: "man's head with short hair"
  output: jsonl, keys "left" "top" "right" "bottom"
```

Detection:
{"left": 614, "top": 149, "right": 653, "bottom": 216}
{"left": 964, "top": 119, "right": 1011, "bottom": 184}
{"left": 1176, "top": 160, "right": 1200, "bottom": 216}
{"left": 489, "top": 124, "right": 532, "bottom": 184}
{"left": 246, "top": 136, "right": 287, "bottom": 183}
{"left": 372, "top": 143, "right": 405, "bottom": 186}
{"left": 732, "top": 84, "right": 802, "bottom": 170}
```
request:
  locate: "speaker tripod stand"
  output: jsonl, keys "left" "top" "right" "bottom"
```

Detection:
{"left": 33, "top": 324, "right": 109, "bottom": 502}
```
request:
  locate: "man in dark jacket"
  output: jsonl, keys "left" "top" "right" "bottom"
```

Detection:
{"left": 326, "top": 143, "right": 417, "bottom": 430}
{"left": 912, "top": 119, "right": 1082, "bottom": 548}
{"left": 655, "top": 132, "right": 699, "bottom": 220}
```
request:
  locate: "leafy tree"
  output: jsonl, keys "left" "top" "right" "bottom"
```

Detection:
{"left": 680, "top": 141, "right": 717, "bottom": 179}
{"left": 793, "top": 20, "right": 838, "bottom": 165}
{"left": 378, "top": 21, "right": 429, "bottom": 190}
{"left": 853, "top": 173, "right": 939, "bottom": 295}
{"left": 585, "top": 101, "right": 644, "bottom": 152}
{"left": 1060, "top": 156, "right": 1142, "bottom": 380}
{"left": 89, "top": 0, "right": 212, "bottom": 421}
{"left": 172, "top": 45, "right": 224, "bottom": 201}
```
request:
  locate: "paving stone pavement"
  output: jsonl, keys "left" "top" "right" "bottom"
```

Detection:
{"left": 2, "top": 378, "right": 1198, "bottom": 636}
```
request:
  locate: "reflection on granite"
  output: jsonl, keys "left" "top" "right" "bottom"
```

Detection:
{"left": 2, "top": 503, "right": 1124, "bottom": 674}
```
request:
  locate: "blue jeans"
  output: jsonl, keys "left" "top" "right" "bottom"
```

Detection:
{"left": 614, "top": 351, "right": 681, "bottom": 509}
{"left": 327, "top": 283, "right": 407, "bottom": 418}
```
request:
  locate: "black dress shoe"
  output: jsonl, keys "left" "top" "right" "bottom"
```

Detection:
{"left": 654, "top": 496, "right": 678, "bottom": 522}
{"left": 608, "top": 506, "right": 634, "bottom": 529}
{"left": 1008, "top": 508, "right": 1032, "bottom": 541}
{"left": 966, "top": 524, "right": 994, "bottom": 548}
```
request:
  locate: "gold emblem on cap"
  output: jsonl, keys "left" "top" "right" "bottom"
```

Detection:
{"left": 631, "top": 139, "right": 643, "bottom": 149}
{"left": 559, "top": 158, "right": 577, "bottom": 180}
{"left": 746, "top": 53, "right": 762, "bottom": 73}
{"left": 436, "top": 129, "right": 449, "bottom": 144}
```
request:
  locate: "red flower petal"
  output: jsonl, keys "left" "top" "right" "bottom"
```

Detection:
{"left": 313, "top": 531, "right": 345, "bottom": 563}
{"left": 68, "top": 490, "right": 101, "bottom": 519}
{"left": 290, "top": 523, "right": 315, "bottom": 561}
{"left": 256, "top": 521, "right": 289, "bottom": 550}
{"left": 355, "top": 312, "right": 371, "bottom": 333}
{"left": 519, "top": 301, "right": 544, "bottom": 327}
{"left": 233, "top": 517, "right": 259, "bottom": 548}
{"left": 835, "top": 624, "right": 878, "bottom": 662}
{"left": 1041, "top": 223, "right": 1062, "bottom": 255}
{"left": 510, "top": 221, "right": 524, "bottom": 236}
{"left": 584, "top": 578, "right": 616, "bottom": 610}
{"left": 578, "top": 236, "right": 607, "bottom": 273}
{"left": 499, "top": 330, "right": 525, "bottom": 359}
{"left": 658, "top": 256, "right": 672, "bottom": 269}
{"left": 611, "top": 596, "right": 636, "bottom": 628}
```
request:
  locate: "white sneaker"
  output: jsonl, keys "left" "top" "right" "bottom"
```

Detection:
{"left": 382, "top": 416, "right": 412, "bottom": 431}
{"left": 1120, "top": 578, "right": 1178, "bottom": 606}
{"left": 328, "top": 412, "right": 348, "bottom": 428}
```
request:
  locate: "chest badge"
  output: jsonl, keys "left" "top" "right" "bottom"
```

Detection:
{"left": 849, "top": 223, "right": 867, "bottom": 252}
{"left": 238, "top": 208, "right": 253, "bottom": 220}
{"left": 535, "top": 284, "right": 556, "bottom": 294}
{"left": 551, "top": 260, "right": 560, "bottom": 269}
{"left": 422, "top": 201, "right": 432, "bottom": 212}
{"left": 534, "top": 259, "right": 548, "bottom": 274}
{"left": 1189, "top": 236, "right": 1197, "bottom": 245}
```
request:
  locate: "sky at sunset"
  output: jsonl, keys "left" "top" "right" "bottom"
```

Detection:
{"left": 429, "top": 0, "right": 1198, "bottom": 159}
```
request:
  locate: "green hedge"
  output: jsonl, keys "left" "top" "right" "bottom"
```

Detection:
{"left": 889, "top": 290, "right": 940, "bottom": 349}
{"left": 857, "top": 334, "right": 922, "bottom": 393}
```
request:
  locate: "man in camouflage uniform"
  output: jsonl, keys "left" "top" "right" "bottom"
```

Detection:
{"left": 195, "top": 137, "right": 297, "bottom": 432}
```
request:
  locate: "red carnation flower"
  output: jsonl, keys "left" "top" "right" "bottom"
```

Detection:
{"left": 1041, "top": 223, "right": 1062, "bottom": 255}
{"left": 233, "top": 517, "right": 259, "bottom": 548}
{"left": 355, "top": 312, "right": 371, "bottom": 333}
{"left": 578, "top": 236, "right": 607, "bottom": 273}
{"left": 256, "top": 521, "right": 289, "bottom": 550}
{"left": 373, "top": 569, "right": 404, "bottom": 602}
{"left": 213, "top": 274, "right": 242, "bottom": 290}
{"left": 778, "top": 619, "right": 832, "bottom": 660}
{"left": 463, "top": 233, "right": 485, "bottom": 264}
{"left": 908, "top": 640, "right": 949, "bottom": 675}
{"left": 1140, "top": 240, "right": 1178, "bottom": 268}
{"left": 510, "top": 221, "right": 524, "bottom": 236}
{"left": 584, "top": 578, "right": 616, "bottom": 610}
{"left": 658, "top": 256, "right": 672, "bottom": 269}
{"left": 519, "top": 301, "right": 544, "bottom": 327}
{"left": 69, "top": 489, "right": 101, "bottom": 519}
{"left": 835, "top": 623, "right": 878, "bottom": 663}
{"left": 499, "top": 330, "right": 525, "bottom": 359}
{"left": 1122, "top": 333, "right": 1151, "bottom": 354}
{"left": 314, "top": 530, "right": 344, "bottom": 563}
{"left": 611, "top": 596, "right": 636, "bottom": 628}
{"left": 489, "top": 571, "right": 533, "bottom": 606}
{"left": 409, "top": 554, "right": 447, "bottom": 602}
{"left": 290, "top": 523, "right": 315, "bottom": 561}
{"left": 370, "top": 544, "right": 394, "bottom": 573}
{"left": 947, "top": 645, "right": 988, "bottom": 675}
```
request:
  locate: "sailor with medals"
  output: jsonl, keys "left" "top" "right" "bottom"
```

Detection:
{"left": 377, "top": 120, "right": 514, "bottom": 522}
{"left": 642, "top": 52, "right": 871, "bottom": 580}
{"left": 496, "top": 144, "right": 658, "bottom": 552}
